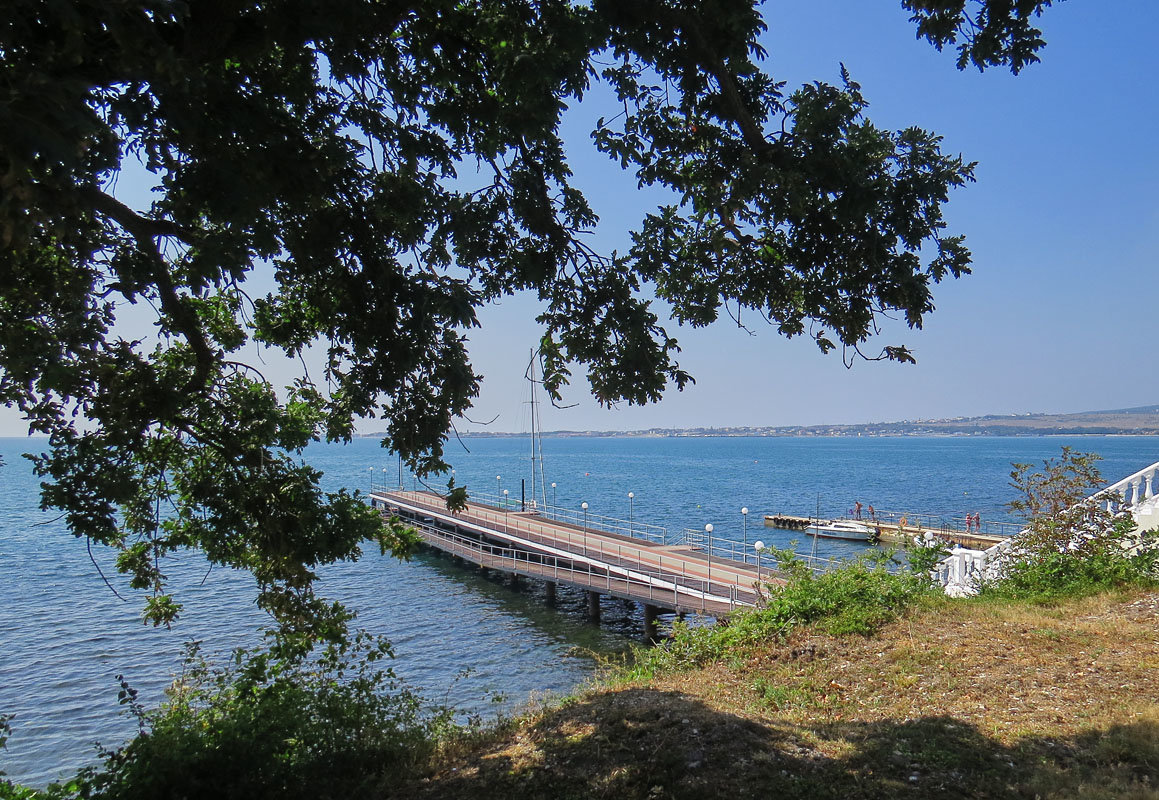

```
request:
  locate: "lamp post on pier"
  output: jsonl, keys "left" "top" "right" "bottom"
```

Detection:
{"left": 741, "top": 507, "right": 749, "bottom": 555}
{"left": 503, "top": 489, "right": 509, "bottom": 532}
{"left": 368, "top": 467, "right": 374, "bottom": 492}
{"left": 551, "top": 482, "right": 557, "bottom": 518}
{"left": 628, "top": 492, "right": 634, "bottom": 537}
{"left": 496, "top": 475, "right": 502, "bottom": 506}
{"left": 582, "top": 502, "right": 589, "bottom": 557}
{"left": 382, "top": 468, "right": 388, "bottom": 494}
{"left": 754, "top": 541, "right": 765, "bottom": 582}
{"left": 705, "top": 523, "right": 713, "bottom": 590}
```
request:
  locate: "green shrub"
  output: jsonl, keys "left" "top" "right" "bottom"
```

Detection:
{"left": 982, "top": 448, "right": 1159, "bottom": 602}
{"left": 630, "top": 548, "right": 938, "bottom": 678}
{"left": 983, "top": 514, "right": 1159, "bottom": 601}
{"left": 14, "top": 632, "right": 447, "bottom": 800}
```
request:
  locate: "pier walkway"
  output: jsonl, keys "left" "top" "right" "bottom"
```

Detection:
{"left": 369, "top": 490, "right": 773, "bottom": 622}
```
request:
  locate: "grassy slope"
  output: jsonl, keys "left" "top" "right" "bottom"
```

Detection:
{"left": 401, "top": 591, "right": 1159, "bottom": 799}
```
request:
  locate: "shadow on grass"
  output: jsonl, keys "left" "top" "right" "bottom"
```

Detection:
{"left": 403, "top": 687, "right": 1158, "bottom": 799}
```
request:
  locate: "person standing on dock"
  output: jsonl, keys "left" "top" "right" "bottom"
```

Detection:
{"left": 974, "top": 512, "right": 982, "bottom": 533}
{"left": 964, "top": 513, "right": 972, "bottom": 533}
{"left": 868, "top": 504, "right": 876, "bottom": 521}
{"left": 855, "top": 500, "right": 863, "bottom": 520}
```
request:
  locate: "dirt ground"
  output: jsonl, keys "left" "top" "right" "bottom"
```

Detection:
{"left": 398, "top": 591, "right": 1159, "bottom": 799}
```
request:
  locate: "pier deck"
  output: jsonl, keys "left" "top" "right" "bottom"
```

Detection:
{"left": 370, "top": 490, "right": 776, "bottom": 618}
{"left": 765, "top": 512, "right": 1012, "bottom": 550}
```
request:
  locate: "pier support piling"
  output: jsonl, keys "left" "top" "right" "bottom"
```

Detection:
{"left": 587, "top": 591, "right": 601, "bottom": 622}
{"left": 643, "top": 603, "right": 660, "bottom": 641}
{"left": 545, "top": 581, "right": 557, "bottom": 605}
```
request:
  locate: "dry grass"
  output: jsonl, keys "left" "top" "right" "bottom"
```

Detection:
{"left": 397, "top": 590, "right": 1159, "bottom": 799}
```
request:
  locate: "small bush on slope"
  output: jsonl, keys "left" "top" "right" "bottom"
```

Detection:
{"left": 983, "top": 448, "right": 1159, "bottom": 602}
{"left": 3, "top": 633, "right": 448, "bottom": 800}
{"left": 630, "top": 546, "right": 943, "bottom": 679}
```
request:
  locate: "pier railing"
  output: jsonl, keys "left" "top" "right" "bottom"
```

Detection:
{"left": 406, "top": 515, "right": 754, "bottom": 614}
{"left": 680, "top": 529, "right": 844, "bottom": 576}
{"left": 860, "top": 509, "right": 1023, "bottom": 539}
{"left": 466, "top": 490, "right": 670, "bottom": 545}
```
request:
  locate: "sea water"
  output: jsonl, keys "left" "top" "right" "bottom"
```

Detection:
{"left": 2, "top": 434, "right": 1156, "bottom": 785}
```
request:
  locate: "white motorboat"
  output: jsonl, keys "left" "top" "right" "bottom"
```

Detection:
{"left": 805, "top": 519, "right": 874, "bottom": 541}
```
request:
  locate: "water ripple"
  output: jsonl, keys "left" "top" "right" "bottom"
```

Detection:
{"left": 3, "top": 434, "right": 1156, "bottom": 786}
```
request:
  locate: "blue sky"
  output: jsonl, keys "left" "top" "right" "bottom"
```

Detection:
{"left": 2, "top": 1, "right": 1155, "bottom": 438}
{"left": 466, "top": 0, "right": 1159, "bottom": 433}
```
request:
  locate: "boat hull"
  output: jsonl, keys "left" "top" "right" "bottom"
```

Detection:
{"left": 805, "top": 522, "right": 874, "bottom": 541}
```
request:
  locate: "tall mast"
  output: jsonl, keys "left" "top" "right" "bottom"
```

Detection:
{"left": 526, "top": 349, "right": 548, "bottom": 510}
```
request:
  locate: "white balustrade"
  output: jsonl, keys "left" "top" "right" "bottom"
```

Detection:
{"left": 934, "top": 459, "right": 1159, "bottom": 596}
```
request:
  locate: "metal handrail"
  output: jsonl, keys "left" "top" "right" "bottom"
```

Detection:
{"left": 680, "top": 529, "right": 843, "bottom": 574}
{"left": 857, "top": 509, "right": 1024, "bottom": 538}
{"left": 450, "top": 489, "right": 670, "bottom": 545}
{"left": 407, "top": 518, "right": 755, "bottom": 612}
{"left": 377, "top": 490, "right": 788, "bottom": 606}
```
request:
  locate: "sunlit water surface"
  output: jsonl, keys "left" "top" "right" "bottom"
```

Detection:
{"left": 2, "top": 434, "right": 1155, "bottom": 785}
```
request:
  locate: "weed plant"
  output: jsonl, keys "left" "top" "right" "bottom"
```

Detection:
{"left": 981, "top": 512, "right": 1159, "bottom": 602}
{"left": 628, "top": 545, "right": 944, "bottom": 680}
{"left": 981, "top": 448, "right": 1159, "bottom": 602}
{"left": 2, "top": 632, "right": 453, "bottom": 800}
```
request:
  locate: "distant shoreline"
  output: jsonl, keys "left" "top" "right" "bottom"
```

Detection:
{"left": 364, "top": 406, "right": 1159, "bottom": 439}
{"left": 377, "top": 430, "right": 1159, "bottom": 439}
{"left": 7, "top": 405, "right": 1159, "bottom": 441}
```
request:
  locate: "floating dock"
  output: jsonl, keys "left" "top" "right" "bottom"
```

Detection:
{"left": 873, "top": 522, "right": 1005, "bottom": 550}
{"left": 765, "top": 510, "right": 1010, "bottom": 550}
{"left": 762, "top": 514, "right": 812, "bottom": 530}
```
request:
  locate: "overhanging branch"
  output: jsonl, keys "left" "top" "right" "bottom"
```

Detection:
{"left": 83, "top": 187, "right": 195, "bottom": 244}
{"left": 84, "top": 187, "right": 216, "bottom": 392}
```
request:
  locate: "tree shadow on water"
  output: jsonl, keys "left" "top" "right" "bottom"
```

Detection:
{"left": 402, "top": 687, "right": 1158, "bottom": 800}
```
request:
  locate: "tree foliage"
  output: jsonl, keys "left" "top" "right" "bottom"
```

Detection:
{"left": 903, "top": 0, "right": 1060, "bottom": 74}
{"left": 0, "top": 0, "right": 1060, "bottom": 632}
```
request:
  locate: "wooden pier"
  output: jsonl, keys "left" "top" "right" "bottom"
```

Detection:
{"left": 370, "top": 490, "right": 773, "bottom": 633}
{"left": 871, "top": 521, "right": 1004, "bottom": 550}
{"left": 765, "top": 510, "right": 1009, "bottom": 550}
{"left": 763, "top": 514, "right": 812, "bottom": 530}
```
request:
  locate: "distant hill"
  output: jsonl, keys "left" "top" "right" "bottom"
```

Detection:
{"left": 782, "top": 407, "right": 1159, "bottom": 437}
{"left": 416, "top": 404, "right": 1159, "bottom": 438}
{"left": 1083, "top": 404, "right": 1159, "bottom": 416}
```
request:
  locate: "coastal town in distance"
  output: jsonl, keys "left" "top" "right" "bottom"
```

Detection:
{"left": 431, "top": 404, "right": 1159, "bottom": 439}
